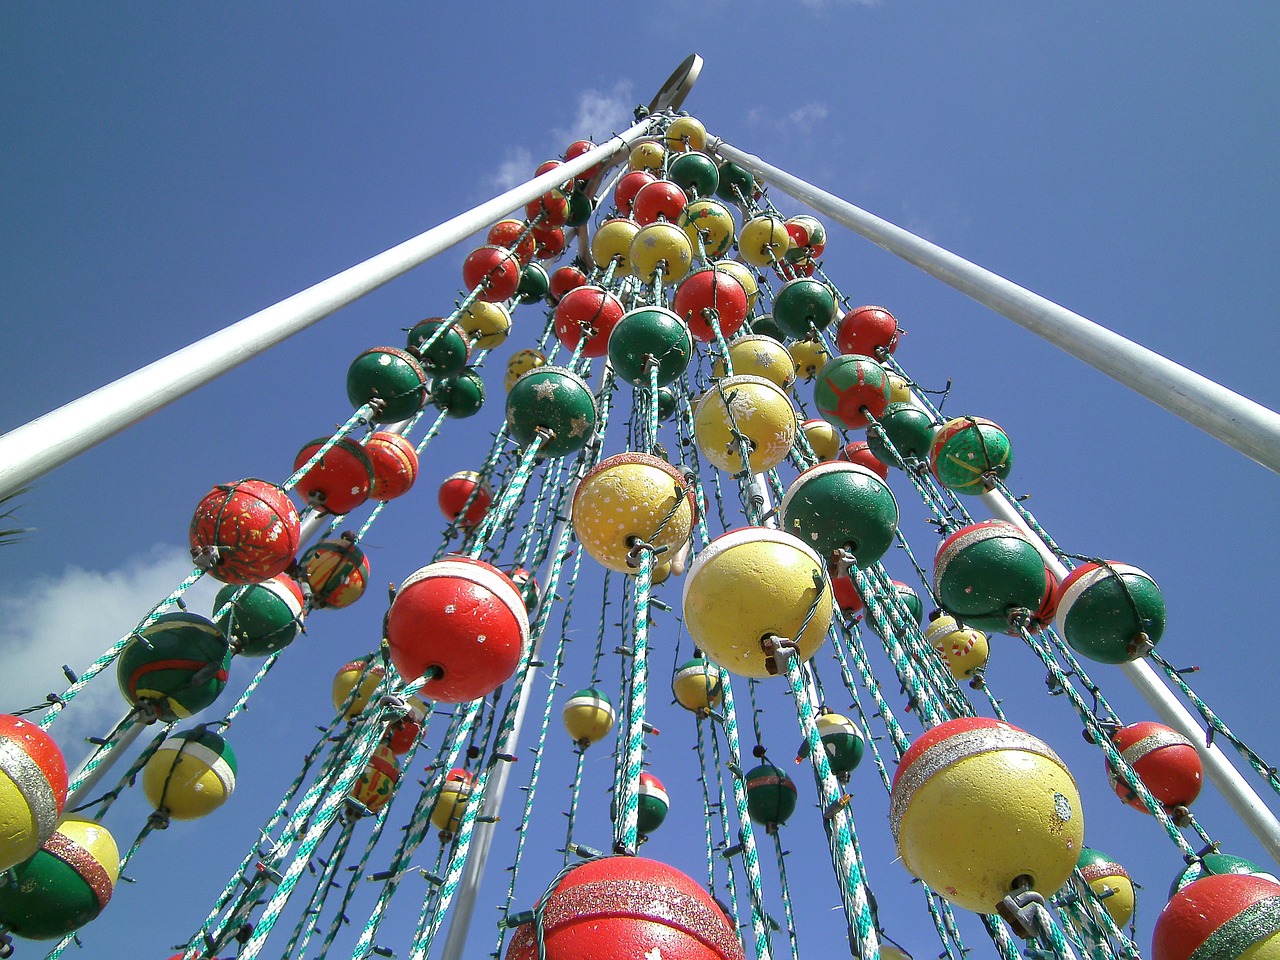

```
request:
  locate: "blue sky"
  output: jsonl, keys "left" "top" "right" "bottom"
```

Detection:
{"left": 2, "top": 4, "right": 1280, "bottom": 959}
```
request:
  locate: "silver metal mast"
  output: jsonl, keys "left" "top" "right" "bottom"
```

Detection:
{"left": 710, "top": 138, "right": 1280, "bottom": 476}
{"left": 0, "top": 118, "right": 661, "bottom": 501}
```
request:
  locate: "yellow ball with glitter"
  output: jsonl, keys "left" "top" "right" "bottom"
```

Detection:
{"left": 1077, "top": 847, "right": 1135, "bottom": 928}
{"left": 800, "top": 418, "right": 842, "bottom": 461}
{"left": 457, "top": 300, "right": 511, "bottom": 349}
{"left": 924, "top": 614, "right": 990, "bottom": 681}
{"left": 141, "top": 728, "right": 238, "bottom": 820}
{"left": 738, "top": 215, "right": 790, "bottom": 267}
{"left": 672, "top": 658, "right": 725, "bottom": 713}
{"left": 683, "top": 527, "right": 833, "bottom": 678}
{"left": 710, "top": 259, "right": 758, "bottom": 308}
{"left": 790, "top": 339, "right": 832, "bottom": 382}
{"left": 571, "top": 454, "right": 696, "bottom": 574}
{"left": 505, "top": 349, "right": 547, "bottom": 392}
{"left": 664, "top": 116, "right": 707, "bottom": 153}
{"left": 629, "top": 141, "right": 666, "bottom": 172}
{"left": 888, "top": 372, "right": 913, "bottom": 405}
{"left": 890, "top": 717, "right": 1085, "bottom": 914}
{"left": 629, "top": 221, "right": 693, "bottom": 283}
{"left": 591, "top": 218, "right": 640, "bottom": 276}
{"left": 678, "top": 200, "right": 736, "bottom": 259}
{"left": 711, "top": 335, "right": 796, "bottom": 391}
{"left": 562, "top": 688, "right": 616, "bottom": 747}
{"left": 693, "top": 375, "right": 797, "bottom": 474}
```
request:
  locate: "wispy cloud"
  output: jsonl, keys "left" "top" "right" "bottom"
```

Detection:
{"left": 483, "top": 81, "right": 637, "bottom": 195}
{"left": 0, "top": 544, "right": 219, "bottom": 745}
{"left": 489, "top": 146, "right": 535, "bottom": 193}
{"left": 747, "top": 101, "right": 830, "bottom": 135}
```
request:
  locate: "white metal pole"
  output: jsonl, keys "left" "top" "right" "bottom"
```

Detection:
{"left": 63, "top": 716, "right": 148, "bottom": 812}
{"left": 978, "top": 488, "right": 1280, "bottom": 865}
{"left": 710, "top": 138, "right": 1280, "bottom": 476}
{"left": 0, "top": 118, "right": 660, "bottom": 501}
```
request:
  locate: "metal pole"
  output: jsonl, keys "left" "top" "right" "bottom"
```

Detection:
{"left": 0, "top": 118, "right": 660, "bottom": 501}
{"left": 978, "top": 488, "right": 1280, "bottom": 865}
{"left": 710, "top": 138, "right": 1280, "bottom": 476}
{"left": 63, "top": 716, "right": 148, "bottom": 812}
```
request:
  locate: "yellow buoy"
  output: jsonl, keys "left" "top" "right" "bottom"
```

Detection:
{"left": 710, "top": 259, "right": 758, "bottom": 308}
{"left": 332, "top": 658, "right": 385, "bottom": 719}
{"left": 800, "top": 418, "right": 842, "bottom": 461}
{"left": 790, "top": 339, "right": 832, "bottom": 382}
{"left": 572, "top": 453, "right": 696, "bottom": 574}
{"left": 891, "top": 717, "right": 1085, "bottom": 914}
{"left": 664, "top": 116, "right": 707, "bottom": 153}
{"left": 430, "top": 768, "right": 475, "bottom": 835}
{"left": 887, "top": 372, "right": 913, "bottom": 405}
{"left": 629, "top": 141, "right": 666, "bottom": 172}
{"left": 924, "top": 614, "right": 990, "bottom": 681}
{"left": 683, "top": 527, "right": 833, "bottom": 678}
{"left": 562, "top": 688, "right": 616, "bottom": 747}
{"left": 738, "top": 215, "right": 790, "bottom": 267}
{"left": 711, "top": 335, "right": 796, "bottom": 391}
{"left": 591, "top": 217, "right": 640, "bottom": 276}
{"left": 672, "top": 658, "right": 725, "bottom": 713}
{"left": 457, "top": 300, "right": 511, "bottom": 349}
{"left": 629, "top": 221, "right": 693, "bottom": 283}
{"left": 141, "top": 728, "right": 238, "bottom": 820}
{"left": 1077, "top": 847, "right": 1136, "bottom": 928}
{"left": 693, "top": 375, "right": 797, "bottom": 473}
{"left": 678, "top": 200, "right": 736, "bottom": 259}
{"left": 505, "top": 349, "right": 547, "bottom": 392}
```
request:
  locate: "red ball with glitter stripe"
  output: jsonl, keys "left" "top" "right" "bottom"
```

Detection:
{"left": 1106, "top": 721, "right": 1203, "bottom": 814}
{"left": 189, "top": 479, "right": 300, "bottom": 585}
{"left": 0, "top": 715, "right": 68, "bottom": 873}
{"left": 387, "top": 557, "right": 528, "bottom": 703}
{"left": 364, "top": 432, "right": 419, "bottom": 501}
{"left": 438, "top": 471, "right": 493, "bottom": 528}
{"left": 506, "top": 856, "right": 744, "bottom": 960}
{"left": 1154, "top": 874, "right": 1280, "bottom": 960}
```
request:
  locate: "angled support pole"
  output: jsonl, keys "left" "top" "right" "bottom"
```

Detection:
{"left": 711, "top": 137, "right": 1280, "bottom": 476}
{"left": 0, "top": 116, "right": 662, "bottom": 501}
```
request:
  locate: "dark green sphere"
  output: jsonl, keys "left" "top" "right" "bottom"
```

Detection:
{"left": 748, "top": 313, "right": 785, "bottom": 342}
{"left": 745, "top": 762, "right": 798, "bottom": 827}
{"left": 505, "top": 366, "right": 597, "bottom": 458}
{"left": 779, "top": 463, "right": 899, "bottom": 568}
{"left": 668, "top": 152, "right": 720, "bottom": 199}
{"left": 117, "top": 612, "right": 231, "bottom": 722}
{"left": 406, "top": 320, "right": 469, "bottom": 377}
{"left": 772, "top": 277, "right": 837, "bottom": 339}
{"left": 346, "top": 346, "right": 429, "bottom": 423}
{"left": 715, "top": 161, "right": 757, "bottom": 204}
{"left": 607, "top": 306, "right": 693, "bottom": 387}
{"left": 515, "top": 263, "right": 550, "bottom": 305}
{"left": 431, "top": 370, "right": 486, "bottom": 419}
{"left": 564, "top": 189, "right": 594, "bottom": 228}
{"left": 866, "top": 403, "right": 936, "bottom": 469}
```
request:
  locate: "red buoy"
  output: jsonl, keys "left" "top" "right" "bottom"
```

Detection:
{"left": 189, "top": 479, "right": 300, "bottom": 584}
{"left": 554, "top": 286, "right": 625, "bottom": 357}
{"left": 1107, "top": 721, "right": 1203, "bottom": 815}
{"left": 291, "top": 437, "right": 373, "bottom": 515}
{"left": 632, "top": 180, "right": 689, "bottom": 226}
{"left": 672, "top": 268, "right": 749, "bottom": 343}
{"left": 462, "top": 245, "right": 522, "bottom": 302}
{"left": 437, "top": 471, "right": 493, "bottom": 528}
{"left": 387, "top": 557, "right": 529, "bottom": 703}
{"left": 614, "top": 170, "right": 657, "bottom": 217}
{"left": 364, "top": 432, "right": 419, "bottom": 501}
{"left": 837, "top": 305, "right": 900, "bottom": 358}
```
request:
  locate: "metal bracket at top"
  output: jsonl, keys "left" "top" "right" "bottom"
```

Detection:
{"left": 648, "top": 54, "right": 703, "bottom": 113}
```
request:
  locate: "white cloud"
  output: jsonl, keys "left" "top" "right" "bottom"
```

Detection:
{"left": 556, "top": 80, "right": 636, "bottom": 144}
{"left": 786, "top": 103, "right": 829, "bottom": 133}
{"left": 0, "top": 544, "right": 219, "bottom": 746}
{"left": 489, "top": 145, "right": 535, "bottom": 193}
{"left": 483, "top": 81, "right": 637, "bottom": 196}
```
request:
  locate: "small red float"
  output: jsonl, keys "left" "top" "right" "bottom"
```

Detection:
{"left": 532, "top": 225, "right": 568, "bottom": 262}
{"left": 614, "top": 170, "right": 657, "bottom": 217}
{"left": 1107, "top": 721, "right": 1203, "bottom": 816}
{"left": 364, "top": 432, "right": 419, "bottom": 501}
{"left": 632, "top": 180, "right": 689, "bottom": 226}
{"left": 672, "top": 268, "right": 749, "bottom": 343}
{"left": 437, "top": 471, "right": 493, "bottom": 528}
{"left": 526, "top": 189, "right": 571, "bottom": 229}
{"left": 461, "top": 245, "right": 522, "bottom": 302}
{"left": 563, "top": 139, "right": 601, "bottom": 180}
{"left": 386, "top": 557, "right": 529, "bottom": 703}
{"left": 291, "top": 436, "right": 373, "bottom": 515}
{"left": 837, "top": 306, "right": 900, "bottom": 358}
{"left": 554, "top": 286, "right": 625, "bottom": 357}
{"left": 548, "top": 265, "right": 587, "bottom": 305}
{"left": 189, "top": 479, "right": 301, "bottom": 585}
{"left": 488, "top": 219, "right": 537, "bottom": 264}
{"left": 1153, "top": 874, "right": 1280, "bottom": 960}
{"left": 838, "top": 441, "right": 890, "bottom": 481}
